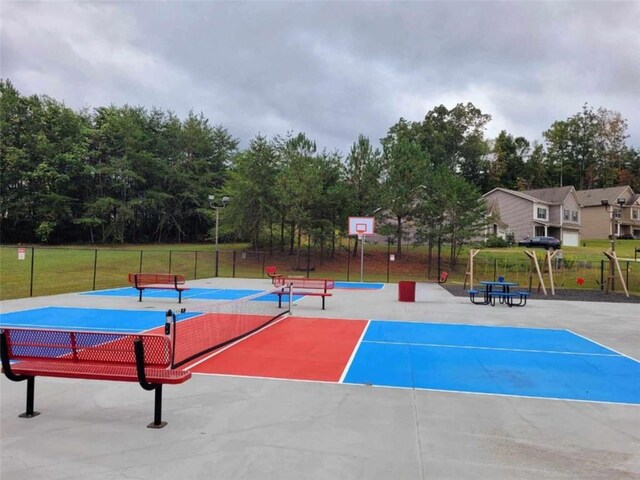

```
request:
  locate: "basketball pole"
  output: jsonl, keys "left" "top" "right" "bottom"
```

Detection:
{"left": 360, "top": 233, "right": 364, "bottom": 283}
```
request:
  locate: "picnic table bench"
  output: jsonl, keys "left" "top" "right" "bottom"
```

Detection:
{"left": 468, "top": 288, "right": 530, "bottom": 307}
{"left": 128, "top": 273, "right": 189, "bottom": 303}
{"left": 273, "top": 277, "right": 334, "bottom": 310}
{"left": 0, "top": 323, "right": 191, "bottom": 428}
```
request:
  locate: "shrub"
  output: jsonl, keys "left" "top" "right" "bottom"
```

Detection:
{"left": 485, "top": 235, "right": 507, "bottom": 248}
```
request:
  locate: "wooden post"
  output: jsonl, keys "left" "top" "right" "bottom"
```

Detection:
{"left": 524, "top": 250, "right": 547, "bottom": 295}
{"left": 603, "top": 251, "right": 629, "bottom": 297}
{"left": 463, "top": 249, "right": 479, "bottom": 290}
{"left": 545, "top": 250, "right": 558, "bottom": 296}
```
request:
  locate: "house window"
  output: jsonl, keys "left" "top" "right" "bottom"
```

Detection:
{"left": 564, "top": 209, "right": 570, "bottom": 221}
{"left": 633, "top": 209, "right": 639, "bottom": 220}
{"left": 572, "top": 211, "right": 578, "bottom": 222}
{"left": 536, "top": 207, "right": 547, "bottom": 220}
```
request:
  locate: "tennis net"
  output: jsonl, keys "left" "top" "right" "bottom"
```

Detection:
{"left": 171, "top": 287, "right": 290, "bottom": 368}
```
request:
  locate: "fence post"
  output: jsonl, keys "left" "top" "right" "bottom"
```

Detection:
{"left": 194, "top": 251, "right": 198, "bottom": 279}
{"left": 493, "top": 258, "right": 497, "bottom": 281}
{"left": 139, "top": 250, "right": 143, "bottom": 273}
{"left": 306, "top": 238, "right": 311, "bottom": 279}
{"left": 168, "top": 250, "right": 172, "bottom": 273}
{"left": 600, "top": 259, "right": 604, "bottom": 290}
{"left": 215, "top": 251, "right": 219, "bottom": 277}
{"left": 29, "top": 247, "right": 35, "bottom": 297}
{"left": 92, "top": 249, "right": 98, "bottom": 291}
{"left": 625, "top": 261, "right": 629, "bottom": 290}
{"left": 232, "top": 251, "right": 236, "bottom": 278}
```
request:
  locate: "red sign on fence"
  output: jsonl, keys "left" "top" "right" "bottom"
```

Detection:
{"left": 18, "top": 247, "right": 26, "bottom": 260}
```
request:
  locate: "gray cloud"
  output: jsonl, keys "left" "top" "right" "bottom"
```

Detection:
{"left": 2, "top": 1, "right": 639, "bottom": 154}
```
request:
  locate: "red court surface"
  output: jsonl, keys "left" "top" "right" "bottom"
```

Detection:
{"left": 187, "top": 316, "right": 368, "bottom": 382}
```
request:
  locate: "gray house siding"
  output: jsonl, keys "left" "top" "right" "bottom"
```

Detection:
{"left": 484, "top": 191, "right": 535, "bottom": 242}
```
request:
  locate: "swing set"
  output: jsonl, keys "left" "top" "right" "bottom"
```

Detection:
{"left": 463, "top": 248, "right": 629, "bottom": 297}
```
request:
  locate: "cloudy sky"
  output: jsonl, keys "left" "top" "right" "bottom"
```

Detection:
{"left": 2, "top": 1, "right": 639, "bottom": 154}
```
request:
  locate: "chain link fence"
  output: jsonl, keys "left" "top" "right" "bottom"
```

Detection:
{"left": 1, "top": 243, "right": 637, "bottom": 300}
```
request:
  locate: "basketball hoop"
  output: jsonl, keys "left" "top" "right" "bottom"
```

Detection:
{"left": 356, "top": 224, "right": 367, "bottom": 240}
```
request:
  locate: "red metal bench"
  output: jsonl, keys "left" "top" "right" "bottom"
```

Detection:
{"left": 273, "top": 277, "right": 334, "bottom": 310}
{"left": 265, "top": 265, "right": 283, "bottom": 285}
{"left": 128, "top": 273, "right": 190, "bottom": 303}
{"left": 0, "top": 325, "right": 191, "bottom": 428}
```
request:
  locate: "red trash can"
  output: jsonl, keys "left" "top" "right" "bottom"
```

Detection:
{"left": 398, "top": 281, "right": 416, "bottom": 302}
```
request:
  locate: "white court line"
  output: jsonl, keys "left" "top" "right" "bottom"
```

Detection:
{"left": 344, "top": 382, "right": 640, "bottom": 407}
{"left": 181, "top": 288, "right": 227, "bottom": 300}
{"left": 185, "top": 313, "right": 290, "bottom": 370}
{"left": 362, "top": 340, "right": 621, "bottom": 357}
{"left": 339, "top": 320, "right": 371, "bottom": 383}
{"left": 565, "top": 329, "right": 640, "bottom": 363}
{"left": 189, "top": 371, "right": 640, "bottom": 407}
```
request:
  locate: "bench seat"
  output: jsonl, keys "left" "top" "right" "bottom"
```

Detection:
{"left": 274, "top": 277, "right": 335, "bottom": 310}
{"left": 1, "top": 327, "right": 191, "bottom": 428}
{"left": 488, "top": 291, "right": 529, "bottom": 307}
{"left": 9, "top": 361, "right": 191, "bottom": 384}
{"left": 128, "top": 273, "right": 190, "bottom": 303}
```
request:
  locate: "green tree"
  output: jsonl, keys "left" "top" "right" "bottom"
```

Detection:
{"left": 225, "top": 135, "right": 280, "bottom": 250}
{"left": 381, "top": 137, "right": 430, "bottom": 258}
{"left": 487, "top": 131, "right": 529, "bottom": 190}
{"left": 413, "top": 103, "right": 492, "bottom": 189}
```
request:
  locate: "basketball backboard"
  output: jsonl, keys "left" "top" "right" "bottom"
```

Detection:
{"left": 348, "top": 217, "right": 375, "bottom": 237}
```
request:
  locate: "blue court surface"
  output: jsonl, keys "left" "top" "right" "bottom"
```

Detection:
{"left": 0, "top": 306, "right": 172, "bottom": 332}
{"left": 343, "top": 321, "right": 640, "bottom": 405}
{"left": 83, "top": 284, "right": 383, "bottom": 301}
{"left": 335, "top": 282, "right": 384, "bottom": 289}
{"left": 83, "top": 287, "right": 266, "bottom": 301}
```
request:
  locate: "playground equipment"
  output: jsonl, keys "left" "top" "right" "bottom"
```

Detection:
{"left": 523, "top": 249, "right": 559, "bottom": 296}
{"left": 603, "top": 250, "right": 629, "bottom": 297}
{"left": 463, "top": 249, "right": 480, "bottom": 290}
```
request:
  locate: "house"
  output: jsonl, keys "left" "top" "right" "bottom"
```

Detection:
{"left": 483, "top": 186, "right": 582, "bottom": 246}
{"left": 576, "top": 186, "right": 640, "bottom": 239}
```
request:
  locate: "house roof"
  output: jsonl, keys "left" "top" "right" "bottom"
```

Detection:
{"left": 629, "top": 194, "right": 640, "bottom": 205}
{"left": 576, "top": 186, "right": 634, "bottom": 207}
{"left": 483, "top": 188, "right": 540, "bottom": 203}
{"left": 484, "top": 186, "right": 580, "bottom": 206}
{"left": 524, "top": 186, "right": 578, "bottom": 205}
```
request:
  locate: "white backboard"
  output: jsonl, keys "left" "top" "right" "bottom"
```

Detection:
{"left": 348, "top": 216, "right": 375, "bottom": 236}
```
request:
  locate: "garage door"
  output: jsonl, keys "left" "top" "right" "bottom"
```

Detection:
{"left": 563, "top": 231, "right": 579, "bottom": 247}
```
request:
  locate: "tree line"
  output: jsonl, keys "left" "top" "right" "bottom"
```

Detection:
{"left": 1, "top": 79, "right": 638, "bottom": 262}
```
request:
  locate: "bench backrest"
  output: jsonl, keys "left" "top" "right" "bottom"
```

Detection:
{"left": 128, "top": 273, "right": 185, "bottom": 287}
{"left": 265, "top": 266, "right": 280, "bottom": 278}
{"left": 1, "top": 328, "right": 172, "bottom": 368}
{"left": 274, "top": 277, "right": 334, "bottom": 290}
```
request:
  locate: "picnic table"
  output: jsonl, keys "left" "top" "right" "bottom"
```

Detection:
{"left": 468, "top": 280, "right": 529, "bottom": 307}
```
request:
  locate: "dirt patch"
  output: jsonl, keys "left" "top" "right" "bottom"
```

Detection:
{"left": 440, "top": 283, "right": 640, "bottom": 304}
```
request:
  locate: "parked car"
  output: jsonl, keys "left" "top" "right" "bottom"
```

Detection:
{"left": 517, "top": 236, "right": 561, "bottom": 249}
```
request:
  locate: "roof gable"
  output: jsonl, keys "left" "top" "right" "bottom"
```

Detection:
{"left": 524, "top": 186, "right": 578, "bottom": 205}
{"left": 576, "top": 186, "right": 634, "bottom": 207}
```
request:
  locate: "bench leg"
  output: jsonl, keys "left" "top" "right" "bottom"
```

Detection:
{"left": 19, "top": 377, "right": 40, "bottom": 418}
{"left": 322, "top": 296, "right": 325, "bottom": 310}
{"left": 147, "top": 385, "right": 167, "bottom": 429}
{"left": 178, "top": 291, "right": 182, "bottom": 304}
{"left": 139, "top": 289, "right": 143, "bottom": 302}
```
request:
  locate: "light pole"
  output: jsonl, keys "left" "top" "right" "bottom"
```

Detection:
{"left": 209, "top": 195, "right": 230, "bottom": 276}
